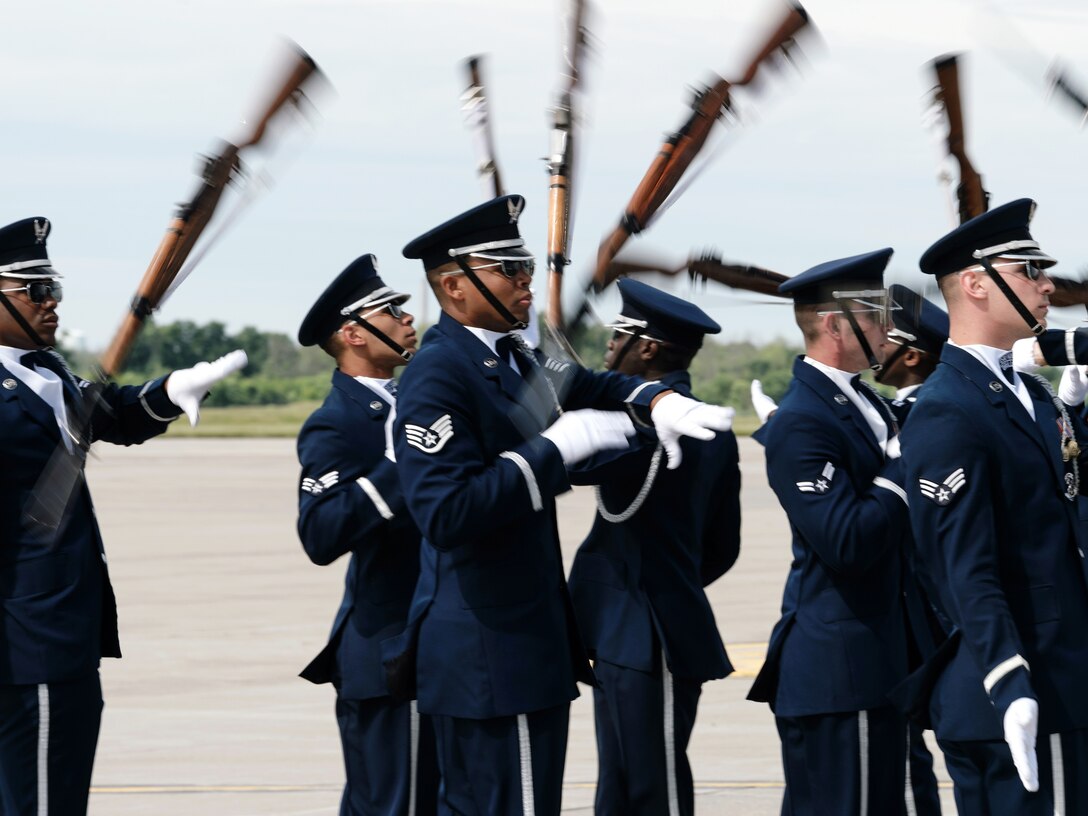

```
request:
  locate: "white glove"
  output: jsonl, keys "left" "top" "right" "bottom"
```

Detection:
{"left": 1011, "top": 338, "right": 1041, "bottom": 375}
{"left": 885, "top": 434, "right": 902, "bottom": 460}
{"left": 165, "top": 349, "right": 248, "bottom": 426}
{"left": 540, "top": 409, "right": 636, "bottom": 466}
{"left": 384, "top": 404, "right": 397, "bottom": 463}
{"left": 751, "top": 379, "right": 779, "bottom": 425}
{"left": 1003, "top": 697, "right": 1039, "bottom": 793}
{"left": 651, "top": 392, "right": 735, "bottom": 470}
{"left": 1058, "top": 364, "right": 1088, "bottom": 406}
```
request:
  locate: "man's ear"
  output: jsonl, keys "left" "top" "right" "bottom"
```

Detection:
{"left": 958, "top": 268, "right": 988, "bottom": 302}
{"left": 823, "top": 311, "right": 842, "bottom": 341}
{"left": 639, "top": 339, "right": 658, "bottom": 362}
{"left": 340, "top": 322, "right": 368, "bottom": 348}
{"left": 439, "top": 273, "right": 465, "bottom": 303}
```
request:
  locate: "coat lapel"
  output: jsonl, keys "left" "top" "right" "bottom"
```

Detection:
{"left": 793, "top": 358, "right": 883, "bottom": 456}
{"left": 0, "top": 364, "right": 61, "bottom": 438}
{"left": 332, "top": 369, "right": 391, "bottom": 422}
{"left": 440, "top": 314, "right": 554, "bottom": 434}
{"left": 942, "top": 345, "right": 1056, "bottom": 468}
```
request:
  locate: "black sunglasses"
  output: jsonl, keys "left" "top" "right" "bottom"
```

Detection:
{"left": 359, "top": 301, "right": 407, "bottom": 320}
{"left": 0, "top": 280, "right": 63, "bottom": 304}
{"left": 472, "top": 258, "right": 536, "bottom": 279}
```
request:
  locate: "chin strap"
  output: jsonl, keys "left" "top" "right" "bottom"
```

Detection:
{"left": 873, "top": 343, "right": 910, "bottom": 385}
{"left": 0, "top": 291, "right": 47, "bottom": 349}
{"left": 346, "top": 314, "right": 413, "bottom": 362}
{"left": 454, "top": 256, "right": 528, "bottom": 330}
{"left": 977, "top": 256, "right": 1045, "bottom": 336}
{"left": 836, "top": 298, "right": 883, "bottom": 373}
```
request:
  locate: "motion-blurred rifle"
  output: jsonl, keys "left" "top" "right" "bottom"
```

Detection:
{"left": 26, "top": 44, "right": 323, "bottom": 533}
{"left": 461, "top": 56, "right": 505, "bottom": 199}
{"left": 545, "top": 0, "right": 589, "bottom": 336}
{"left": 930, "top": 54, "right": 989, "bottom": 224}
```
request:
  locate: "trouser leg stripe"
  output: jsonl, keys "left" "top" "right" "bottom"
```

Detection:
{"left": 858, "top": 710, "right": 870, "bottom": 816}
{"left": 1051, "top": 732, "right": 1065, "bottom": 816}
{"left": 37, "top": 683, "right": 49, "bottom": 816}
{"left": 663, "top": 649, "right": 680, "bottom": 816}
{"left": 904, "top": 724, "right": 917, "bottom": 816}
{"left": 408, "top": 701, "right": 419, "bottom": 816}
{"left": 517, "top": 713, "right": 535, "bottom": 816}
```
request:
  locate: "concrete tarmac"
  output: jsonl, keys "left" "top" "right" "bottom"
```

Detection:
{"left": 84, "top": 437, "right": 957, "bottom": 814}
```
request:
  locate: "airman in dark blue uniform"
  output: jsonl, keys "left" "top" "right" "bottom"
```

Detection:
{"left": 748, "top": 249, "right": 911, "bottom": 815}
{"left": 384, "top": 195, "right": 734, "bottom": 815}
{"left": 0, "top": 217, "right": 245, "bottom": 815}
{"left": 567, "top": 279, "right": 741, "bottom": 816}
{"left": 876, "top": 284, "right": 952, "bottom": 816}
{"left": 902, "top": 199, "right": 1088, "bottom": 814}
{"left": 296, "top": 255, "right": 438, "bottom": 815}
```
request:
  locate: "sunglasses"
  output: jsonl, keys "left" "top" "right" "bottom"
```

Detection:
{"left": 471, "top": 258, "right": 535, "bottom": 279}
{"left": 0, "top": 280, "right": 63, "bottom": 304}
{"left": 990, "top": 260, "right": 1046, "bottom": 282}
{"left": 359, "top": 301, "right": 407, "bottom": 321}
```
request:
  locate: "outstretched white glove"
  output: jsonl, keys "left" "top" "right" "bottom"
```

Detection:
{"left": 1003, "top": 697, "right": 1039, "bottom": 793}
{"left": 1011, "top": 338, "right": 1041, "bottom": 375}
{"left": 651, "top": 392, "right": 735, "bottom": 470}
{"left": 384, "top": 404, "right": 397, "bottom": 463}
{"left": 165, "top": 349, "right": 248, "bottom": 426}
{"left": 540, "top": 409, "right": 635, "bottom": 466}
{"left": 751, "top": 379, "right": 779, "bottom": 425}
{"left": 885, "top": 434, "right": 902, "bottom": 460}
{"left": 1058, "top": 364, "right": 1088, "bottom": 406}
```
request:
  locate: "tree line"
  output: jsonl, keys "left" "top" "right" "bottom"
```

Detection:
{"left": 62, "top": 318, "right": 807, "bottom": 411}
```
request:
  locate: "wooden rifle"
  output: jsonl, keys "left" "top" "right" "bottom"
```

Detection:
{"left": 930, "top": 54, "right": 989, "bottom": 224}
{"left": 588, "top": 2, "right": 810, "bottom": 300}
{"left": 545, "top": 0, "right": 589, "bottom": 335}
{"left": 461, "top": 56, "right": 505, "bottom": 198}
{"left": 25, "top": 44, "right": 322, "bottom": 533}
{"left": 100, "top": 44, "right": 320, "bottom": 377}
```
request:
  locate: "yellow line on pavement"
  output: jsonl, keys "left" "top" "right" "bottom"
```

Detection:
{"left": 726, "top": 641, "right": 768, "bottom": 677}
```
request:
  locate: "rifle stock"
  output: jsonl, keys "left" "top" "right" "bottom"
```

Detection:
{"left": 932, "top": 54, "right": 989, "bottom": 224}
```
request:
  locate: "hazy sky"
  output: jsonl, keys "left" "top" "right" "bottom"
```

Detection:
{"left": 3, "top": 0, "right": 1087, "bottom": 351}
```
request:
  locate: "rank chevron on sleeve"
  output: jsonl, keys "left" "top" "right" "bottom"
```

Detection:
{"left": 405, "top": 414, "right": 455, "bottom": 454}
{"left": 919, "top": 467, "right": 966, "bottom": 506}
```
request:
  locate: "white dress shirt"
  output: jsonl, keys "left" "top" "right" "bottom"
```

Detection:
{"left": 0, "top": 345, "right": 73, "bottom": 450}
{"left": 803, "top": 356, "right": 889, "bottom": 450}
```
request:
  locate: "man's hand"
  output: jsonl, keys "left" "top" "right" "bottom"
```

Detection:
{"left": 1058, "top": 364, "right": 1088, "bottom": 406}
{"left": 751, "top": 379, "right": 779, "bottom": 424}
{"left": 540, "top": 409, "right": 636, "bottom": 466}
{"left": 1011, "top": 337, "right": 1043, "bottom": 374}
{"left": 651, "top": 392, "right": 734, "bottom": 470}
{"left": 1003, "top": 697, "right": 1039, "bottom": 793}
{"left": 166, "top": 350, "right": 248, "bottom": 426}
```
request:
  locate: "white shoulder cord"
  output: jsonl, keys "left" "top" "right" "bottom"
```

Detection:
{"left": 594, "top": 443, "right": 664, "bottom": 523}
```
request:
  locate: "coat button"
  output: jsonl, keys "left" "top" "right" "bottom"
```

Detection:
{"left": 2, "top": 378, "right": 16, "bottom": 390}
{"left": 370, "top": 400, "right": 383, "bottom": 410}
